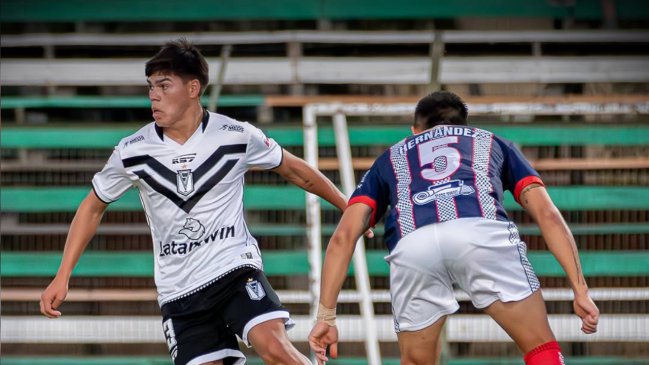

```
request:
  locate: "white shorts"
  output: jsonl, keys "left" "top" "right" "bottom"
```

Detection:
{"left": 385, "top": 217, "right": 540, "bottom": 333}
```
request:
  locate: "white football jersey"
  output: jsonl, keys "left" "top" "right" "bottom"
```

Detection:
{"left": 92, "top": 111, "right": 283, "bottom": 305}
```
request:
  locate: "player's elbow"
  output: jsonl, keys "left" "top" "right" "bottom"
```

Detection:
{"left": 532, "top": 202, "right": 565, "bottom": 228}
{"left": 523, "top": 191, "right": 561, "bottom": 224}
{"left": 275, "top": 158, "right": 316, "bottom": 190}
{"left": 327, "top": 230, "right": 356, "bottom": 255}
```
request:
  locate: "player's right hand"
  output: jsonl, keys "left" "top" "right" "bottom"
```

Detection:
{"left": 573, "top": 292, "right": 599, "bottom": 334}
{"left": 308, "top": 321, "right": 339, "bottom": 365}
{"left": 40, "top": 276, "right": 69, "bottom": 319}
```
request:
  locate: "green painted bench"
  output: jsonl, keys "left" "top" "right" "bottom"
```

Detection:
{"left": 0, "top": 95, "right": 265, "bottom": 109}
{"left": 3, "top": 125, "right": 649, "bottom": 148}
{"left": 2, "top": 250, "right": 648, "bottom": 278}
{"left": 2, "top": 185, "right": 648, "bottom": 213}
{"left": 2, "top": 0, "right": 648, "bottom": 22}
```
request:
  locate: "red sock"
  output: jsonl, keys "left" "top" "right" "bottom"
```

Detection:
{"left": 524, "top": 341, "right": 565, "bottom": 365}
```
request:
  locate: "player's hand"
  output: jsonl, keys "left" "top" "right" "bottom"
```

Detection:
{"left": 573, "top": 292, "right": 599, "bottom": 334}
{"left": 363, "top": 228, "right": 374, "bottom": 239}
{"left": 308, "top": 321, "right": 339, "bottom": 365}
{"left": 40, "top": 276, "right": 69, "bottom": 319}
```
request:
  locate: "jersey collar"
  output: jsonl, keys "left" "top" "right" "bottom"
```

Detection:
{"left": 154, "top": 108, "right": 210, "bottom": 141}
{"left": 200, "top": 108, "right": 209, "bottom": 132}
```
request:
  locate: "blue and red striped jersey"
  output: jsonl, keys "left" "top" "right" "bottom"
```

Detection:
{"left": 349, "top": 125, "right": 543, "bottom": 252}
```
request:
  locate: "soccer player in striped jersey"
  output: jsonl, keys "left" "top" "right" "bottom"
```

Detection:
{"left": 309, "top": 91, "right": 600, "bottom": 365}
{"left": 39, "top": 38, "right": 348, "bottom": 365}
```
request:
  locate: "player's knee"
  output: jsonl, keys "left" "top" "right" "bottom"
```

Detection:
{"left": 400, "top": 348, "right": 439, "bottom": 365}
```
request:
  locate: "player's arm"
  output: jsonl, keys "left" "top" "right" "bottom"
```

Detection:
{"left": 321, "top": 203, "right": 372, "bottom": 307}
{"left": 40, "top": 191, "right": 108, "bottom": 318}
{"left": 519, "top": 184, "right": 599, "bottom": 334}
{"left": 272, "top": 149, "right": 348, "bottom": 211}
{"left": 309, "top": 203, "right": 373, "bottom": 364}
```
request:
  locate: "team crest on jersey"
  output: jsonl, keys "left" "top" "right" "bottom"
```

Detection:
{"left": 413, "top": 179, "right": 475, "bottom": 205}
{"left": 176, "top": 169, "right": 194, "bottom": 196}
{"left": 245, "top": 278, "right": 266, "bottom": 301}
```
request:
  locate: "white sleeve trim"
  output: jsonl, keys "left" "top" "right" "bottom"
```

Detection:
{"left": 91, "top": 180, "right": 115, "bottom": 204}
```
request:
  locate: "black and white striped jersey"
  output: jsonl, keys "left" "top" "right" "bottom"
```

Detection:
{"left": 92, "top": 111, "right": 283, "bottom": 305}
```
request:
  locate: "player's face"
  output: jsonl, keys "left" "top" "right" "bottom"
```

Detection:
{"left": 147, "top": 72, "right": 194, "bottom": 128}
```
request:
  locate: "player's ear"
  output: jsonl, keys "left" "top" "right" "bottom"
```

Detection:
{"left": 189, "top": 79, "right": 201, "bottom": 98}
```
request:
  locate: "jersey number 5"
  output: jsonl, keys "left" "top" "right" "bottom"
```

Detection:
{"left": 418, "top": 136, "right": 461, "bottom": 182}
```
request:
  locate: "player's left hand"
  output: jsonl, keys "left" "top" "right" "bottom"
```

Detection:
{"left": 573, "top": 292, "right": 599, "bottom": 334}
{"left": 308, "top": 321, "right": 339, "bottom": 365}
{"left": 364, "top": 228, "right": 374, "bottom": 238}
{"left": 40, "top": 275, "right": 69, "bottom": 319}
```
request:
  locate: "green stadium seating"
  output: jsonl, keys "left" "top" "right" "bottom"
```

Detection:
{"left": 3, "top": 250, "right": 648, "bottom": 278}
{"left": 1, "top": 122, "right": 646, "bottom": 363}
{"left": 2, "top": 3, "right": 648, "bottom": 362}
{"left": 3, "top": 125, "right": 649, "bottom": 148}
{"left": 2, "top": 185, "right": 648, "bottom": 212}
{"left": 2, "top": 0, "right": 649, "bottom": 22}
{"left": 1, "top": 95, "right": 265, "bottom": 109}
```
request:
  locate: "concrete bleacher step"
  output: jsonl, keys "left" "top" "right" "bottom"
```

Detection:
{"left": 3, "top": 95, "right": 648, "bottom": 120}
{"left": 3, "top": 156, "right": 649, "bottom": 172}
{"left": 5, "top": 30, "right": 649, "bottom": 48}
{"left": 3, "top": 287, "right": 648, "bottom": 303}
{"left": 2, "top": 314, "right": 648, "bottom": 343}
{"left": 4, "top": 56, "right": 649, "bottom": 87}
{"left": 3, "top": 222, "right": 649, "bottom": 236}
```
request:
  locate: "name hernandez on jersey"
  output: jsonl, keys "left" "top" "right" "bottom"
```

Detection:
{"left": 349, "top": 125, "right": 543, "bottom": 252}
{"left": 92, "top": 111, "right": 282, "bottom": 305}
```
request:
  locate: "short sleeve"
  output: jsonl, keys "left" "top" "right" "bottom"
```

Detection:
{"left": 498, "top": 137, "right": 544, "bottom": 203}
{"left": 348, "top": 156, "right": 390, "bottom": 227}
{"left": 92, "top": 148, "right": 136, "bottom": 203}
{"left": 245, "top": 124, "right": 283, "bottom": 169}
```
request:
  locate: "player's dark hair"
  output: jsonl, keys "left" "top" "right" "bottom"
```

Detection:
{"left": 145, "top": 38, "right": 209, "bottom": 95}
{"left": 414, "top": 91, "right": 468, "bottom": 129}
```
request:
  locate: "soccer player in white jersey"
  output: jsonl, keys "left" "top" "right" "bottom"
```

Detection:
{"left": 308, "top": 91, "right": 600, "bottom": 365}
{"left": 39, "top": 38, "right": 349, "bottom": 365}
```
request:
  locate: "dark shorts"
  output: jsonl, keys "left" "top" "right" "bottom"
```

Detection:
{"left": 160, "top": 266, "right": 292, "bottom": 365}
